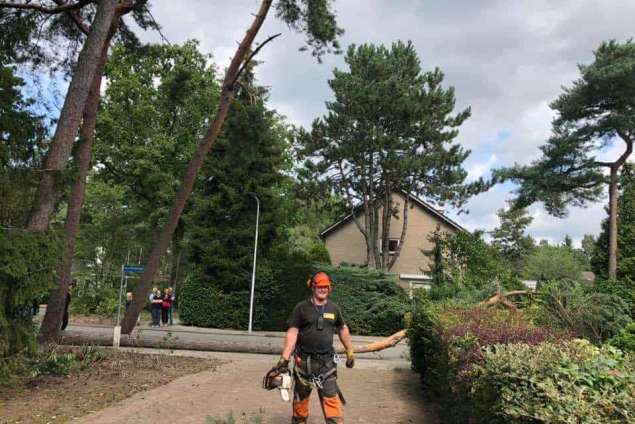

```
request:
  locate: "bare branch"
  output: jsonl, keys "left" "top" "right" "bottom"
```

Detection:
{"left": 0, "top": 0, "right": 93, "bottom": 14}
{"left": 229, "top": 32, "right": 281, "bottom": 88}
{"left": 52, "top": 0, "right": 90, "bottom": 34}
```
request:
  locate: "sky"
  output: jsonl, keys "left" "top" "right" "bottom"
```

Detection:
{"left": 134, "top": 0, "right": 635, "bottom": 247}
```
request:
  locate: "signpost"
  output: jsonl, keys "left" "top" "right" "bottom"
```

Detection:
{"left": 113, "top": 263, "right": 145, "bottom": 348}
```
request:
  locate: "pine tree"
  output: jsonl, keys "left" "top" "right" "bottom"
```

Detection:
{"left": 490, "top": 204, "right": 535, "bottom": 272}
{"left": 496, "top": 40, "right": 635, "bottom": 279}
{"left": 299, "top": 41, "right": 483, "bottom": 270}
{"left": 186, "top": 69, "right": 291, "bottom": 292}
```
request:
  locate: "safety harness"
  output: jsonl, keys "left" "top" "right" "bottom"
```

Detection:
{"left": 293, "top": 351, "right": 347, "bottom": 405}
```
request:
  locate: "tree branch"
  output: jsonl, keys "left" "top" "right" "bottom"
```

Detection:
{"left": 229, "top": 32, "right": 281, "bottom": 89}
{"left": 52, "top": 0, "right": 90, "bottom": 34}
{"left": 0, "top": 0, "right": 93, "bottom": 14}
{"left": 615, "top": 129, "right": 633, "bottom": 168}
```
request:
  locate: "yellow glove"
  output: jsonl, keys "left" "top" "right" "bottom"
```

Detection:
{"left": 345, "top": 349, "right": 355, "bottom": 368}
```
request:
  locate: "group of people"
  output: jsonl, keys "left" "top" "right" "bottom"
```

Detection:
{"left": 125, "top": 287, "right": 175, "bottom": 327}
{"left": 150, "top": 287, "right": 175, "bottom": 327}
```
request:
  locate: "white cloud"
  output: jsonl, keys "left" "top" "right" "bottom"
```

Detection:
{"left": 134, "top": 0, "right": 635, "bottom": 243}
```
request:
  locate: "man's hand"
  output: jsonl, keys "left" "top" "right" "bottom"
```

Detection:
{"left": 272, "top": 356, "right": 289, "bottom": 374}
{"left": 345, "top": 349, "right": 355, "bottom": 369}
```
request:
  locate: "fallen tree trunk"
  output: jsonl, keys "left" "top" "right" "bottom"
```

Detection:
{"left": 480, "top": 290, "right": 532, "bottom": 310}
{"left": 60, "top": 328, "right": 408, "bottom": 355}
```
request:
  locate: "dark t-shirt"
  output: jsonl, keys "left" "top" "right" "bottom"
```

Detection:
{"left": 287, "top": 299, "right": 345, "bottom": 355}
{"left": 151, "top": 293, "right": 162, "bottom": 309}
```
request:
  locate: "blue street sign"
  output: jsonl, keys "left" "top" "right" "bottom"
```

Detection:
{"left": 123, "top": 264, "right": 145, "bottom": 274}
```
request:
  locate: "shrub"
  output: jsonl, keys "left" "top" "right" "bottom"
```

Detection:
{"left": 318, "top": 265, "right": 410, "bottom": 336}
{"left": 1, "top": 230, "right": 60, "bottom": 384}
{"left": 536, "top": 280, "right": 632, "bottom": 343}
{"left": 596, "top": 277, "right": 635, "bottom": 319}
{"left": 472, "top": 340, "right": 635, "bottom": 424}
{"left": 610, "top": 322, "right": 635, "bottom": 353}
{"left": 178, "top": 275, "right": 250, "bottom": 330}
{"left": 71, "top": 283, "right": 119, "bottom": 318}
{"left": 179, "top": 260, "right": 410, "bottom": 335}
{"left": 408, "top": 296, "right": 573, "bottom": 423}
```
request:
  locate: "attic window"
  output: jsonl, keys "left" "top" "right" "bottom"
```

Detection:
{"left": 388, "top": 239, "right": 400, "bottom": 254}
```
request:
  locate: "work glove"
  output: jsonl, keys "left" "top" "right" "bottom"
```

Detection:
{"left": 345, "top": 349, "right": 355, "bottom": 369}
{"left": 271, "top": 356, "right": 289, "bottom": 374}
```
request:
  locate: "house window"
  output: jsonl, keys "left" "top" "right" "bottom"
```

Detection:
{"left": 388, "top": 239, "right": 400, "bottom": 254}
{"left": 408, "top": 281, "right": 431, "bottom": 299}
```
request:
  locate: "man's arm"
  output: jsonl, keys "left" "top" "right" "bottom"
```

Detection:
{"left": 281, "top": 327, "right": 299, "bottom": 360}
{"left": 338, "top": 324, "right": 354, "bottom": 352}
{"left": 338, "top": 324, "right": 356, "bottom": 368}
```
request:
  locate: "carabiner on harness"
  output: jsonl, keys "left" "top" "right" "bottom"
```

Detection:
{"left": 311, "top": 374, "right": 325, "bottom": 389}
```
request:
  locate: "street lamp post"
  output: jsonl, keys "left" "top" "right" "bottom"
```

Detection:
{"left": 247, "top": 192, "right": 259, "bottom": 333}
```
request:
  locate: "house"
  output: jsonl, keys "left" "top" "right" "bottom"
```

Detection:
{"left": 320, "top": 192, "right": 465, "bottom": 292}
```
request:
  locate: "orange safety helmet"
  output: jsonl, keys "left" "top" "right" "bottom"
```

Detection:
{"left": 307, "top": 271, "right": 332, "bottom": 288}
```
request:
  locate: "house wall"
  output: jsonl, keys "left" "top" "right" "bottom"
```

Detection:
{"left": 323, "top": 193, "right": 458, "bottom": 277}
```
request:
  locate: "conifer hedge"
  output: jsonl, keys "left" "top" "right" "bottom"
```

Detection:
{"left": 0, "top": 230, "right": 60, "bottom": 383}
{"left": 179, "top": 260, "right": 410, "bottom": 335}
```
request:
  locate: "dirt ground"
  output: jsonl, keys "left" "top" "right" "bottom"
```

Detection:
{"left": 71, "top": 351, "right": 439, "bottom": 424}
{"left": 0, "top": 350, "right": 220, "bottom": 424}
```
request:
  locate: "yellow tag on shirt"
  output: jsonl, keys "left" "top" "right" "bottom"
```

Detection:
{"left": 323, "top": 313, "right": 336, "bottom": 320}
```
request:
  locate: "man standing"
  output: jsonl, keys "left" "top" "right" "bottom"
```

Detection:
{"left": 271, "top": 271, "right": 355, "bottom": 424}
{"left": 150, "top": 287, "right": 163, "bottom": 327}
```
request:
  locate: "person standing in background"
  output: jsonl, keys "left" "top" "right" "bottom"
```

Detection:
{"left": 161, "top": 287, "right": 172, "bottom": 326}
{"left": 150, "top": 287, "right": 163, "bottom": 327}
{"left": 167, "top": 287, "right": 175, "bottom": 325}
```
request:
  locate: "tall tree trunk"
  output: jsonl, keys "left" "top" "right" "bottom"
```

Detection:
{"left": 608, "top": 165, "right": 619, "bottom": 280}
{"left": 170, "top": 219, "right": 184, "bottom": 288}
{"left": 380, "top": 186, "right": 392, "bottom": 269}
{"left": 607, "top": 133, "right": 633, "bottom": 279}
{"left": 388, "top": 194, "right": 409, "bottom": 271}
{"left": 27, "top": 0, "right": 119, "bottom": 230}
{"left": 38, "top": 31, "right": 114, "bottom": 343}
{"left": 121, "top": 0, "right": 274, "bottom": 334}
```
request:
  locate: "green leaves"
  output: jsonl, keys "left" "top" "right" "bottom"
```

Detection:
{"left": 275, "top": 0, "right": 343, "bottom": 61}
{"left": 472, "top": 341, "right": 635, "bottom": 424}
{"left": 497, "top": 39, "right": 635, "bottom": 216}
{"left": 301, "top": 40, "right": 476, "bottom": 207}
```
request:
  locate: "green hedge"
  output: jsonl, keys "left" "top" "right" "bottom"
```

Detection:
{"left": 179, "top": 260, "right": 410, "bottom": 335}
{"left": 408, "top": 296, "right": 572, "bottom": 423}
{"left": 472, "top": 340, "right": 635, "bottom": 423}
{"left": 322, "top": 265, "right": 409, "bottom": 336}
{"left": 1, "top": 230, "right": 60, "bottom": 383}
{"left": 535, "top": 280, "right": 632, "bottom": 343}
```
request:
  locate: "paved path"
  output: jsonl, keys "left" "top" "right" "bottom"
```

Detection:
{"left": 72, "top": 349, "right": 438, "bottom": 424}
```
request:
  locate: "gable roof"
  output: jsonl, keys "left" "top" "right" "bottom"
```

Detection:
{"left": 320, "top": 192, "right": 466, "bottom": 239}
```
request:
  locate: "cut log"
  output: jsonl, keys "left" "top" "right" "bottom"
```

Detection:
{"left": 337, "top": 330, "right": 407, "bottom": 354}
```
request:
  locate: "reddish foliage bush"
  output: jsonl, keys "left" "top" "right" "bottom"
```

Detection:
{"left": 442, "top": 308, "right": 574, "bottom": 375}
